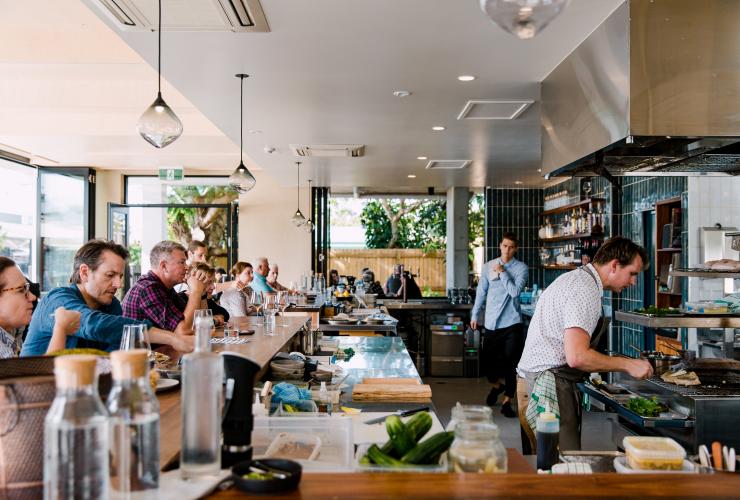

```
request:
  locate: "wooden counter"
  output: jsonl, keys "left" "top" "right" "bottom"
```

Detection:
{"left": 211, "top": 471, "right": 740, "bottom": 498}
{"left": 157, "top": 315, "right": 309, "bottom": 469}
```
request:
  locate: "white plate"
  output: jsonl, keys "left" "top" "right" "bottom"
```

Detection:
{"left": 327, "top": 319, "right": 359, "bottom": 325}
{"left": 156, "top": 378, "right": 180, "bottom": 393}
{"left": 613, "top": 456, "right": 696, "bottom": 473}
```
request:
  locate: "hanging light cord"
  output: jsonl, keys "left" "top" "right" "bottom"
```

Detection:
{"left": 157, "top": 0, "right": 162, "bottom": 95}
{"left": 240, "top": 76, "right": 244, "bottom": 164}
{"left": 296, "top": 162, "right": 301, "bottom": 207}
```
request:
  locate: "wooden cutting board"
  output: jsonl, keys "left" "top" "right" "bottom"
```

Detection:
{"left": 361, "top": 377, "right": 420, "bottom": 385}
{"left": 352, "top": 383, "right": 432, "bottom": 402}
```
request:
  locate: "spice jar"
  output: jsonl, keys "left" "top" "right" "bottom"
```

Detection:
{"left": 449, "top": 421, "right": 507, "bottom": 473}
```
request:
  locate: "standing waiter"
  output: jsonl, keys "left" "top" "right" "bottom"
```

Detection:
{"left": 517, "top": 237, "right": 653, "bottom": 450}
{"left": 471, "top": 232, "right": 528, "bottom": 418}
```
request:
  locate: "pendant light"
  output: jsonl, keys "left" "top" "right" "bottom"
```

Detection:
{"left": 228, "top": 74, "right": 257, "bottom": 193}
{"left": 304, "top": 178, "right": 315, "bottom": 232}
{"left": 291, "top": 162, "right": 306, "bottom": 227}
{"left": 479, "top": 0, "right": 570, "bottom": 40}
{"left": 136, "top": 0, "right": 183, "bottom": 148}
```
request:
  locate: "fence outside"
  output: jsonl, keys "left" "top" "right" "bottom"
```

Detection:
{"left": 329, "top": 248, "right": 446, "bottom": 293}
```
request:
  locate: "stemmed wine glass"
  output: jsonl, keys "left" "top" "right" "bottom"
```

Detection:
{"left": 276, "top": 291, "right": 290, "bottom": 326}
{"left": 120, "top": 324, "right": 151, "bottom": 354}
{"left": 250, "top": 289, "right": 263, "bottom": 316}
{"left": 262, "top": 293, "right": 279, "bottom": 335}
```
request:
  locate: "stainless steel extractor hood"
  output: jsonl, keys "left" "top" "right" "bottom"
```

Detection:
{"left": 541, "top": 0, "right": 740, "bottom": 178}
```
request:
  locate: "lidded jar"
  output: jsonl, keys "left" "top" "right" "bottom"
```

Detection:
{"left": 449, "top": 421, "right": 507, "bottom": 473}
{"left": 447, "top": 403, "right": 493, "bottom": 432}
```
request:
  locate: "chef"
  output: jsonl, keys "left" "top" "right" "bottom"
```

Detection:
{"left": 516, "top": 236, "right": 653, "bottom": 450}
{"left": 471, "top": 232, "right": 528, "bottom": 418}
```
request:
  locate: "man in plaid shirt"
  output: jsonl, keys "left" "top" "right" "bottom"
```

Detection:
{"left": 123, "top": 241, "right": 210, "bottom": 335}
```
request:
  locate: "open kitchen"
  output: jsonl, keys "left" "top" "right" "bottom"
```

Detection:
{"left": 1, "top": 0, "right": 740, "bottom": 498}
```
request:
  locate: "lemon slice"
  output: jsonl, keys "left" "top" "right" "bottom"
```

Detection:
{"left": 341, "top": 406, "right": 362, "bottom": 415}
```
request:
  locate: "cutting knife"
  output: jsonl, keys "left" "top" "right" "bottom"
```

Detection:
{"left": 363, "top": 406, "right": 430, "bottom": 425}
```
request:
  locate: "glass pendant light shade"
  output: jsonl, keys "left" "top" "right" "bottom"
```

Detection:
{"left": 479, "top": 0, "right": 570, "bottom": 40}
{"left": 291, "top": 161, "right": 306, "bottom": 226}
{"left": 229, "top": 161, "right": 257, "bottom": 193}
{"left": 292, "top": 209, "right": 307, "bottom": 227}
{"left": 138, "top": 0, "right": 183, "bottom": 148}
{"left": 137, "top": 92, "right": 183, "bottom": 148}
{"left": 304, "top": 178, "right": 314, "bottom": 232}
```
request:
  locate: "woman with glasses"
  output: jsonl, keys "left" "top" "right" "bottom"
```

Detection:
{"left": 0, "top": 257, "right": 79, "bottom": 358}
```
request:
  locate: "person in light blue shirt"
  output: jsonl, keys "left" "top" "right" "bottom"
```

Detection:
{"left": 471, "top": 232, "right": 528, "bottom": 418}
{"left": 250, "top": 257, "right": 275, "bottom": 295}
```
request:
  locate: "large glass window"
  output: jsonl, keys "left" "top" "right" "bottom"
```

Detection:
{"left": 0, "top": 158, "right": 37, "bottom": 279}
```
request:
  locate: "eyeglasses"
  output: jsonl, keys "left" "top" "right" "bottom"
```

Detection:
{"left": 0, "top": 282, "right": 31, "bottom": 296}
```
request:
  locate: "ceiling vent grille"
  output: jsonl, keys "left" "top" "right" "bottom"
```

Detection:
{"left": 457, "top": 100, "right": 533, "bottom": 120}
{"left": 89, "top": 0, "right": 270, "bottom": 32}
{"left": 425, "top": 160, "right": 471, "bottom": 170}
{"left": 289, "top": 144, "right": 366, "bottom": 158}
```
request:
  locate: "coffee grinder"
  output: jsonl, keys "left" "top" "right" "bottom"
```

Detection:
{"left": 221, "top": 352, "right": 261, "bottom": 467}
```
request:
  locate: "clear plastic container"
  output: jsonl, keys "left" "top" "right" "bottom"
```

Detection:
{"left": 684, "top": 301, "right": 729, "bottom": 314}
{"left": 252, "top": 416, "right": 353, "bottom": 471}
{"left": 623, "top": 436, "right": 686, "bottom": 471}
{"left": 355, "top": 444, "right": 449, "bottom": 473}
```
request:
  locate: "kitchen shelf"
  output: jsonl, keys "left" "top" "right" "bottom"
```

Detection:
{"left": 657, "top": 248, "right": 683, "bottom": 253}
{"left": 669, "top": 269, "right": 740, "bottom": 279}
{"left": 539, "top": 232, "right": 604, "bottom": 243}
{"left": 543, "top": 264, "right": 577, "bottom": 270}
{"left": 615, "top": 310, "right": 740, "bottom": 328}
{"left": 541, "top": 198, "right": 604, "bottom": 216}
{"left": 657, "top": 291, "right": 683, "bottom": 296}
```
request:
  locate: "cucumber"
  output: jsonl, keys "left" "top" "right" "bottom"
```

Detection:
{"left": 366, "top": 444, "right": 407, "bottom": 467}
{"left": 379, "top": 411, "right": 433, "bottom": 456}
{"left": 400, "top": 431, "right": 455, "bottom": 465}
{"left": 386, "top": 415, "right": 416, "bottom": 456}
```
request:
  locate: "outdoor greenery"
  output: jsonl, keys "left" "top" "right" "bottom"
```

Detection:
{"left": 360, "top": 199, "right": 446, "bottom": 251}
{"left": 468, "top": 193, "right": 485, "bottom": 267}
{"left": 165, "top": 185, "right": 237, "bottom": 268}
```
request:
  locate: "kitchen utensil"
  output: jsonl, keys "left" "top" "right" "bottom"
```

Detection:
{"left": 363, "top": 406, "right": 430, "bottom": 425}
{"left": 698, "top": 445, "right": 710, "bottom": 468}
{"left": 712, "top": 441, "right": 723, "bottom": 469}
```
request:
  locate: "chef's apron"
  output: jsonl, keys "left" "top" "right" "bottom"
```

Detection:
{"left": 547, "top": 265, "right": 609, "bottom": 451}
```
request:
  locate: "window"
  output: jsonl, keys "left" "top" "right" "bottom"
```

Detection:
{"left": 0, "top": 158, "right": 37, "bottom": 279}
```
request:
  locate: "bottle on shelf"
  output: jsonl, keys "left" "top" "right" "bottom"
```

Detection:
{"left": 181, "top": 311, "right": 223, "bottom": 479}
{"left": 107, "top": 349, "right": 160, "bottom": 494}
{"left": 44, "top": 355, "right": 109, "bottom": 499}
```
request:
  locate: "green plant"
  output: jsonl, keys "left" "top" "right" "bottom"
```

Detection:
{"left": 359, "top": 199, "right": 446, "bottom": 250}
{"left": 128, "top": 240, "right": 142, "bottom": 267}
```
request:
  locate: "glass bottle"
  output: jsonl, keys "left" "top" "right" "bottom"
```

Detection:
{"left": 107, "top": 349, "right": 160, "bottom": 494}
{"left": 447, "top": 403, "right": 493, "bottom": 432}
{"left": 44, "top": 355, "right": 109, "bottom": 500}
{"left": 449, "top": 421, "right": 507, "bottom": 473}
{"left": 181, "top": 311, "right": 223, "bottom": 479}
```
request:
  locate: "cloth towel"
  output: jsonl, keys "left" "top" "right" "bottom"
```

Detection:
{"left": 526, "top": 370, "right": 560, "bottom": 431}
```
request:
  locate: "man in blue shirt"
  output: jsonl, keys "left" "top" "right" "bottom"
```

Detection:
{"left": 471, "top": 232, "right": 528, "bottom": 418}
{"left": 250, "top": 257, "right": 275, "bottom": 295}
{"left": 22, "top": 240, "right": 193, "bottom": 356}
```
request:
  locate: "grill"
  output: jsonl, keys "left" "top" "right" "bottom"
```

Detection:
{"left": 647, "top": 377, "right": 740, "bottom": 398}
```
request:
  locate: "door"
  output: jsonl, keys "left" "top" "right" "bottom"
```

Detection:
{"left": 37, "top": 168, "right": 95, "bottom": 291}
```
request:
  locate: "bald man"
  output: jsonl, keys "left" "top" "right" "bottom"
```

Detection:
{"left": 267, "top": 263, "right": 288, "bottom": 292}
{"left": 250, "top": 257, "right": 275, "bottom": 294}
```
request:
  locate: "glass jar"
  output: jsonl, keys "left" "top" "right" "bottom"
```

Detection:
{"left": 449, "top": 421, "right": 507, "bottom": 473}
{"left": 447, "top": 403, "right": 493, "bottom": 432}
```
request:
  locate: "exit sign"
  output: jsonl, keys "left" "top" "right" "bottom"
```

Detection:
{"left": 159, "top": 167, "right": 184, "bottom": 181}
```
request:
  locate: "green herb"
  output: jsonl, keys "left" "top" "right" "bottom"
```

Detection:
{"left": 634, "top": 306, "right": 679, "bottom": 317}
{"left": 243, "top": 471, "right": 274, "bottom": 481}
{"left": 625, "top": 396, "right": 669, "bottom": 417}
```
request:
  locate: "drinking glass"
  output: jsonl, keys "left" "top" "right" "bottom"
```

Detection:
{"left": 120, "top": 324, "right": 151, "bottom": 354}
{"left": 194, "top": 309, "right": 214, "bottom": 330}
{"left": 276, "top": 291, "right": 289, "bottom": 326}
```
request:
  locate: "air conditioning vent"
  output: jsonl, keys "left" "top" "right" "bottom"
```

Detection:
{"left": 457, "top": 100, "right": 533, "bottom": 120}
{"left": 289, "top": 144, "right": 366, "bottom": 158}
{"left": 89, "top": 0, "right": 270, "bottom": 32}
{"left": 425, "top": 160, "right": 471, "bottom": 170}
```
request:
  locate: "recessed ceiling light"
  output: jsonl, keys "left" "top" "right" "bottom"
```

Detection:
{"left": 514, "top": 181, "right": 523, "bottom": 185}
{"left": 417, "top": 156, "right": 428, "bottom": 160}
{"left": 408, "top": 174, "right": 417, "bottom": 178}
{"left": 393, "top": 90, "right": 412, "bottom": 98}
{"left": 457, "top": 75, "right": 476, "bottom": 82}
{"left": 432, "top": 126, "right": 446, "bottom": 131}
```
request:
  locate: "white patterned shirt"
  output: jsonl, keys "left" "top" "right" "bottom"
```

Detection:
{"left": 517, "top": 264, "right": 603, "bottom": 375}
{"left": 0, "top": 326, "right": 19, "bottom": 359}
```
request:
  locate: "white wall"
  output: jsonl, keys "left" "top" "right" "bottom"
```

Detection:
{"left": 237, "top": 171, "right": 312, "bottom": 286}
{"left": 94, "top": 170, "right": 124, "bottom": 239}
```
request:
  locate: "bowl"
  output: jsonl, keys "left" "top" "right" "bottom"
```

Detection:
{"left": 232, "top": 459, "right": 302, "bottom": 494}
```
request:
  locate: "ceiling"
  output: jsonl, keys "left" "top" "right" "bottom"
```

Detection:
{"left": 0, "top": 0, "right": 624, "bottom": 190}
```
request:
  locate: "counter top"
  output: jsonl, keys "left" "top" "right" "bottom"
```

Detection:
{"left": 382, "top": 300, "right": 473, "bottom": 310}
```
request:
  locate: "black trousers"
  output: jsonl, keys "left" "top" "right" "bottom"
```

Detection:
{"left": 482, "top": 323, "right": 524, "bottom": 398}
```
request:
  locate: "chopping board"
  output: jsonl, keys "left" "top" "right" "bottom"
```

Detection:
{"left": 361, "top": 377, "right": 420, "bottom": 385}
{"left": 352, "top": 383, "right": 432, "bottom": 402}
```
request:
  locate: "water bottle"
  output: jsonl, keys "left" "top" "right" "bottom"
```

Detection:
{"left": 536, "top": 403, "right": 560, "bottom": 471}
{"left": 107, "top": 349, "right": 160, "bottom": 494}
{"left": 181, "top": 311, "right": 223, "bottom": 479}
{"left": 44, "top": 355, "right": 109, "bottom": 499}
